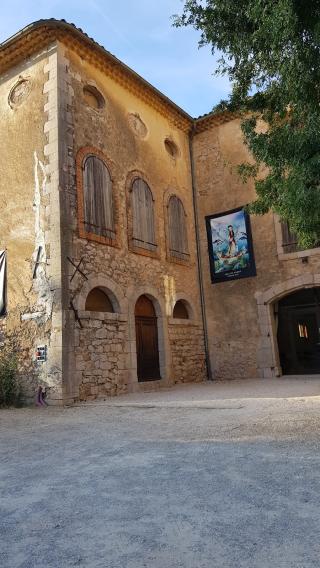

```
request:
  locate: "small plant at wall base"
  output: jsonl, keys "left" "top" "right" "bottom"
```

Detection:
{"left": 0, "top": 334, "right": 22, "bottom": 407}
{"left": 174, "top": 1, "right": 320, "bottom": 249}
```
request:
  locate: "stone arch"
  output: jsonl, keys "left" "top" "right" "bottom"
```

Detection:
{"left": 255, "top": 273, "right": 320, "bottom": 378}
{"left": 126, "top": 285, "right": 171, "bottom": 389}
{"left": 173, "top": 300, "right": 189, "bottom": 320}
{"left": 128, "top": 285, "right": 165, "bottom": 318}
{"left": 172, "top": 293, "right": 196, "bottom": 320}
{"left": 75, "top": 275, "right": 127, "bottom": 315}
{"left": 85, "top": 288, "right": 114, "bottom": 313}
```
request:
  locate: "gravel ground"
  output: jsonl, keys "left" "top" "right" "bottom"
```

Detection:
{"left": 1, "top": 379, "right": 320, "bottom": 568}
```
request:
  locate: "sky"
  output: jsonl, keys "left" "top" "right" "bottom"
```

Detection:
{"left": 0, "top": 0, "right": 232, "bottom": 117}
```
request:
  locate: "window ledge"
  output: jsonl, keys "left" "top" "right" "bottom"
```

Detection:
{"left": 168, "top": 317, "right": 199, "bottom": 326}
{"left": 79, "top": 227, "right": 119, "bottom": 248}
{"left": 167, "top": 256, "right": 192, "bottom": 267}
{"left": 278, "top": 246, "right": 320, "bottom": 261}
{"left": 77, "top": 311, "right": 127, "bottom": 322}
{"left": 129, "top": 243, "right": 160, "bottom": 260}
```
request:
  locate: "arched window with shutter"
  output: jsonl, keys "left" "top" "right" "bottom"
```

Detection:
{"left": 280, "top": 220, "right": 299, "bottom": 253}
{"left": 131, "top": 178, "right": 157, "bottom": 251}
{"left": 168, "top": 196, "right": 189, "bottom": 261}
{"left": 83, "top": 155, "right": 115, "bottom": 240}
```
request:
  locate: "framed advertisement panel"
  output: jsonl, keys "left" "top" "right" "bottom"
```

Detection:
{"left": 205, "top": 207, "right": 256, "bottom": 284}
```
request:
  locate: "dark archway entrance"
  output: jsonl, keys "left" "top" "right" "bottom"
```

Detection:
{"left": 277, "top": 288, "right": 320, "bottom": 374}
{"left": 135, "top": 295, "right": 161, "bottom": 382}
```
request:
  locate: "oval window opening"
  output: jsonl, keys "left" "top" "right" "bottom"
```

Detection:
{"left": 164, "top": 138, "right": 179, "bottom": 158}
{"left": 8, "top": 78, "right": 31, "bottom": 108}
{"left": 83, "top": 85, "right": 105, "bottom": 110}
{"left": 128, "top": 113, "right": 148, "bottom": 138}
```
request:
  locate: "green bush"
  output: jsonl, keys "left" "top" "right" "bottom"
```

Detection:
{"left": 0, "top": 343, "right": 22, "bottom": 407}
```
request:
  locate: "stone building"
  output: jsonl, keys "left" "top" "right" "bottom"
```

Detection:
{"left": 193, "top": 117, "right": 320, "bottom": 382}
{"left": 1, "top": 20, "right": 320, "bottom": 404}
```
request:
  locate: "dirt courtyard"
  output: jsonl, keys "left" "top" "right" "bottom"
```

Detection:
{"left": 1, "top": 378, "right": 320, "bottom": 568}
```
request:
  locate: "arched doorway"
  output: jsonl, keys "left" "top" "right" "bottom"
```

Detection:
{"left": 135, "top": 295, "right": 161, "bottom": 381}
{"left": 277, "top": 288, "right": 320, "bottom": 374}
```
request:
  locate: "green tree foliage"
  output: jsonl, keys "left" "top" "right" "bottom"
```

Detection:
{"left": 0, "top": 333, "right": 22, "bottom": 407}
{"left": 174, "top": 1, "right": 320, "bottom": 248}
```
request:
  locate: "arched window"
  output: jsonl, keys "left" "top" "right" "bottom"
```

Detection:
{"left": 173, "top": 300, "right": 189, "bottom": 320}
{"left": 131, "top": 179, "right": 156, "bottom": 251}
{"left": 85, "top": 287, "right": 114, "bottom": 313}
{"left": 83, "top": 155, "right": 115, "bottom": 239}
{"left": 168, "top": 196, "right": 189, "bottom": 261}
{"left": 135, "top": 294, "right": 156, "bottom": 317}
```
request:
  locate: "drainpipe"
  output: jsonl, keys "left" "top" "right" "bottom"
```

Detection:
{"left": 189, "top": 125, "right": 213, "bottom": 380}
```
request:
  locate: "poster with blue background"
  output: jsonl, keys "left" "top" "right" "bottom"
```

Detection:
{"left": 205, "top": 207, "right": 256, "bottom": 284}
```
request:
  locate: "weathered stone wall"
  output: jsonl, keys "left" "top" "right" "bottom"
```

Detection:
{"left": 193, "top": 118, "right": 320, "bottom": 379}
{"left": 57, "top": 45, "right": 207, "bottom": 400}
{"left": 75, "top": 312, "right": 129, "bottom": 399}
{"left": 168, "top": 320, "right": 206, "bottom": 384}
{"left": 0, "top": 45, "right": 64, "bottom": 401}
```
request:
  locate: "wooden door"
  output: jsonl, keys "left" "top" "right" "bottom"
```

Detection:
{"left": 278, "top": 303, "right": 320, "bottom": 374}
{"left": 135, "top": 295, "right": 161, "bottom": 382}
{"left": 291, "top": 309, "right": 320, "bottom": 373}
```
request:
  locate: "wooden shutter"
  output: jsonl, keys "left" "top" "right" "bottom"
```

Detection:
{"left": 168, "top": 196, "right": 189, "bottom": 260}
{"left": 83, "top": 156, "right": 115, "bottom": 239}
{"left": 132, "top": 179, "right": 156, "bottom": 251}
{"left": 281, "top": 221, "right": 298, "bottom": 253}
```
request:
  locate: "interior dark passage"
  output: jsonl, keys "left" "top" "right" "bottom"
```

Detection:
{"left": 277, "top": 288, "right": 320, "bottom": 374}
{"left": 135, "top": 295, "right": 161, "bottom": 382}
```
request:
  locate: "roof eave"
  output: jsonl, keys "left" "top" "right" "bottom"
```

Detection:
{"left": 0, "top": 19, "right": 193, "bottom": 124}
{"left": 0, "top": 19, "right": 237, "bottom": 132}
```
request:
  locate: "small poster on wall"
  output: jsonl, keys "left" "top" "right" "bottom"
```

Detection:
{"left": 205, "top": 207, "right": 256, "bottom": 284}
